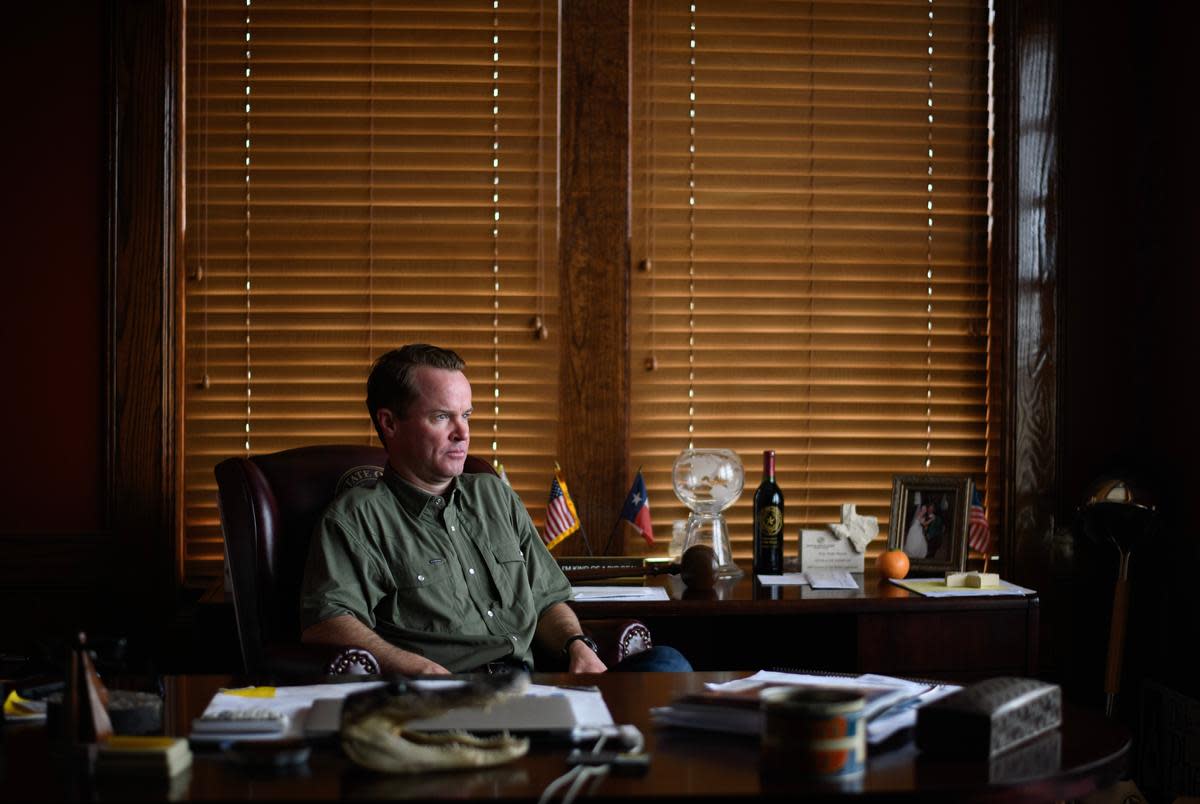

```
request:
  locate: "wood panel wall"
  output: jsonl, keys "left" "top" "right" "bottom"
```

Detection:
{"left": 556, "top": 1, "right": 632, "bottom": 551}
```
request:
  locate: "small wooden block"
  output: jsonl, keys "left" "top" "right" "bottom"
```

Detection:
{"left": 965, "top": 572, "right": 1000, "bottom": 588}
{"left": 945, "top": 572, "right": 969, "bottom": 587}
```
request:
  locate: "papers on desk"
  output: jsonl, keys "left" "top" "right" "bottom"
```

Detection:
{"left": 571, "top": 586, "right": 671, "bottom": 601}
{"left": 891, "top": 577, "right": 1037, "bottom": 597}
{"left": 651, "top": 670, "right": 960, "bottom": 745}
{"left": 192, "top": 681, "right": 614, "bottom": 743}
{"left": 190, "top": 682, "right": 385, "bottom": 742}
{"left": 756, "top": 571, "right": 860, "bottom": 589}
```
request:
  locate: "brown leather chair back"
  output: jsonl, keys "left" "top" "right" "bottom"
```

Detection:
{"left": 215, "top": 444, "right": 495, "bottom": 675}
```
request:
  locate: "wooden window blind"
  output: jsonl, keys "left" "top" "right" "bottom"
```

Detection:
{"left": 631, "top": 0, "right": 997, "bottom": 560}
{"left": 182, "top": 0, "right": 559, "bottom": 587}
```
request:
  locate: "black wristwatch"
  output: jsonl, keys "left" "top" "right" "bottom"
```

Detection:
{"left": 562, "top": 634, "right": 599, "bottom": 658}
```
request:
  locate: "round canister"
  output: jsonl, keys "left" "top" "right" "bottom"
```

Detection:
{"left": 760, "top": 687, "right": 866, "bottom": 777}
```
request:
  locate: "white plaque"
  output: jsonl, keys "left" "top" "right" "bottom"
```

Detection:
{"left": 800, "top": 528, "right": 865, "bottom": 573}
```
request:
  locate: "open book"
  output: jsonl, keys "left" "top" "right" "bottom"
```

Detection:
{"left": 651, "top": 671, "right": 959, "bottom": 745}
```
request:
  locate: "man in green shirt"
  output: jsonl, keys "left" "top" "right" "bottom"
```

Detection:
{"left": 300, "top": 344, "right": 682, "bottom": 673}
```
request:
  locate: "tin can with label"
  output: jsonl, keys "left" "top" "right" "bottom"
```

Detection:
{"left": 760, "top": 687, "right": 866, "bottom": 777}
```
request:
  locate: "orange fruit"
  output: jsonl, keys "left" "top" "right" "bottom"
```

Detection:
{"left": 876, "top": 549, "right": 910, "bottom": 580}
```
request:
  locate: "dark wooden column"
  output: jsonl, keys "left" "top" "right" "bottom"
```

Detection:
{"left": 994, "top": 0, "right": 1063, "bottom": 673}
{"left": 108, "top": 0, "right": 181, "bottom": 626}
{"left": 557, "top": 1, "right": 631, "bottom": 553}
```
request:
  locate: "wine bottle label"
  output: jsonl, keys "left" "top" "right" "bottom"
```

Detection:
{"left": 758, "top": 505, "right": 783, "bottom": 537}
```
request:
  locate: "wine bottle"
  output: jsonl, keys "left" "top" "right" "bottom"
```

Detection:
{"left": 753, "top": 450, "right": 784, "bottom": 575}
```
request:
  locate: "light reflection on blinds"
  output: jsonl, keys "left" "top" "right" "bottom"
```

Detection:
{"left": 631, "top": 0, "right": 996, "bottom": 561}
{"left": 182, "top": 0, "right": 559, "bottom": 588}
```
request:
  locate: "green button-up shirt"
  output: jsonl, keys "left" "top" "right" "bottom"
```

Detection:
{"left": 300, "top": 467, "right": 571, "bottom": 672}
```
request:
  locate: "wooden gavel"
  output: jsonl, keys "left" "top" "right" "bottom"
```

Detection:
{"left": 563, "top": 544, "right": 720, "bottom": 591}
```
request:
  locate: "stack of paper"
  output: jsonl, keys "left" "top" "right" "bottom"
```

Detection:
{"left": 651, "top": 671, "right": 960, "bottom": 745}
{"left": 189, "top": 683, "right": 384, "bottom": 742}
{"left": 570, "top": 586, "right": 670, "bottom": 601}
{"left": 755, "top": 571, "right": 860, "bottom": 589}
{"left": 191, "top": 709, "right": 291, "bottom": 740}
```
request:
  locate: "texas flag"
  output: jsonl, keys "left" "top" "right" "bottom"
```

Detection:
{"left": 619, "top": 471, "right": 655, "bottom": 545}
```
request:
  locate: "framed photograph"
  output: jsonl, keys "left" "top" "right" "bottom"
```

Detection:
{"left": 888, "top": 475, "right": 971, "bottom": 573}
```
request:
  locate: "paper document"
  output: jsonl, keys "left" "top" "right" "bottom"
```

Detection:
{"left": 891, "top": 578, "right": 1036, "bottom": 598}
{"left": 571, "top": 586, "right": 670, "bottom": 601}
{"left": 191, "top": 682, "right": 385, "bottom": 742}
{"left": 756, "top": 571, "right": 859, "bottom": 589}
{"left": 803, "top": 570, "right": 859, "bottom": 589}
{"left": 755, "top": 573, "right": 808, "bottom": 586}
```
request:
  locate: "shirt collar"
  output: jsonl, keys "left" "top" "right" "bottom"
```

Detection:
{"left": 382, "top": 464, "right": 460, "bottom": 517}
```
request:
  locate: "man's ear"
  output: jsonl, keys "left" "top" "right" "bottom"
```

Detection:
{"left": 375, "top": 407, "right": 398, "bottom": 439}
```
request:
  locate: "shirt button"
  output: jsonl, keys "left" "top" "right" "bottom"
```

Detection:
{"left": 486, "top": 610, "right": 494, "bottom": 618}
{"left": 450, "top": 526, "right": 456, "bottom": 531}
{"left": 417, "top": 574, "right": 425, "bottom": 582}
{"left": 468, "top": 568, "right": 476, "bottom": 575}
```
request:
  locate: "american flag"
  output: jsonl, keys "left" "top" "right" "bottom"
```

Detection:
{"left": 968, "top": 485, "right": 991, "bottom": 555}
{"left": 543, "top": 468, "right": 580, "bottom": 550}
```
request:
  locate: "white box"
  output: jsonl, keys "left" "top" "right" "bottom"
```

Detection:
{"left": 800, "top": 528, "right": 865, "bottom": 573}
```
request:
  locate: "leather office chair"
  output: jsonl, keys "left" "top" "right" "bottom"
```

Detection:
{"left": 215, "top": 444, "right": 649, "bottom": 678}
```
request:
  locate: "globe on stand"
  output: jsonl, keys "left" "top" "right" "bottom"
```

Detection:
{"left": 671, "top": 448, "right": 745, "bottom": 579}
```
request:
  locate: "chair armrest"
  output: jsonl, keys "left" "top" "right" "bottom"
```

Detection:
{"left": 585, "top": 619, "right": 652, "bottom": 667}
{"left": 260, "top": 643, "right": 380, "bottom": 679}
{"left": 534, "top": 619, "right": 652, "bottom": 670}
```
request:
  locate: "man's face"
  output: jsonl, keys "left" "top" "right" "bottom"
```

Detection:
{"left": 378, "top": 367, "right": 472, "bottom": 494}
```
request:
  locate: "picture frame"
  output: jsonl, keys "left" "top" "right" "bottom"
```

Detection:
{"left": 887, "top": 474, "right": 971, "bottom": 574}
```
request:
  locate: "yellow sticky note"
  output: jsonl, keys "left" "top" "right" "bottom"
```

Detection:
{"left": 219, "top": 686, "right": 277, "bottom": 698}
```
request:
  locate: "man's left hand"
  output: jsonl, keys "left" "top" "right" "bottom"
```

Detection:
{"left": 567, "top": 640, "right": 607, "bottom": 673}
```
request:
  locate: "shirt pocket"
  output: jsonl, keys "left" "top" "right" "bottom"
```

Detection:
{"left": 388, "top": 559, "right": 458, "bottom": 632}
{"left": 488, "top": 543, "right": 528, "bottom": 604}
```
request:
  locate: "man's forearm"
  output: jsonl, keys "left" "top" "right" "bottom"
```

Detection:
{"left": 535, "top": 602, "right": 584, "bottom": 649}
{"left": 536, "top": 602, "right": 606, "bottom": 672}
{"left": 301, "top": 614, "right": 449, "bottom": 675}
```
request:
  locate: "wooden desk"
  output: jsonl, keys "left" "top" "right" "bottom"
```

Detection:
{"left": 570, "top": 573, "right": 1039, "bottom": 681}
{"left": 0, "top": 672, "right": 1127, "bottom": 802}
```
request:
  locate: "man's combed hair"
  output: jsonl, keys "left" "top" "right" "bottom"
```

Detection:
{"left": 367, "top": 344, "right": 466, "bottom": 440}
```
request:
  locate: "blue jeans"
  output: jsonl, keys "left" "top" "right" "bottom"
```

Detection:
{"left": 611, "top": 645, "right": 692, "bottom": 672}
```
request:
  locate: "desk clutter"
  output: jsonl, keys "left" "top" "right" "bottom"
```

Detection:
{"left": 2, "top": 666, "right": 1120, "bottom": 802}
{"left": 651, "top": 670, "right": 960, "bottom": 747}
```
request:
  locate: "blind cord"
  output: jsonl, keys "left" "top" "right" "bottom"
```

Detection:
{"left": 492, "top": 0, "right": 503, "bottom": 468}
{"left": 242, "top": 0, "right": 253, "bottom": 456}
{"left": 923, "top": 0, "right": 936, "bottom": 470}
{"left": 686, "top": 2, "right": 697, "bottom": 450}
{"left": 367, "top": 0, "right": 375, "bottom": 437}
